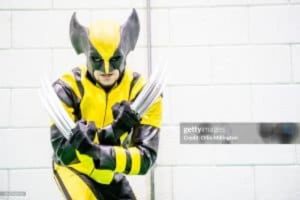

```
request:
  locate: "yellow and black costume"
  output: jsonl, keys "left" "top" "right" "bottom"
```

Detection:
{"left": 50, "top": 9, "right": 162, "bottom": 200}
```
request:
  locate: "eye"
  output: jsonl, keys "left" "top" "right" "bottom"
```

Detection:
{"left": 91, "top": 56, "right": 103, "bottom": 63}
{"left": 110, "top": 56, "right": 121, "bottom": 62}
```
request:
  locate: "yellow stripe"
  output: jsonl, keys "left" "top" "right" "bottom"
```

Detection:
{"left": 129, "top": 76, "right": 146, "bottom": 100}
{"left": 60, "top": 72, "right": 82, "bottom": 99}
{"left": 104, "top": 60, "right": 109, "bottom": 74}
{"left": 120, "top": 132, "right": 128, "bottom": 144}
{"left": 129, "top": 147, "right": 141, "bottom": 174}
{"left": 54, "top": 164, "right": 98, "bottom": 200}
{"left": 90, "top": 169, "right": 114, "bottom": 185}
{"left": 140, "top": 96, "right": 163, "bottom": 128}
{"left": 114, "top": 146, "right": 127, "bottom": 173}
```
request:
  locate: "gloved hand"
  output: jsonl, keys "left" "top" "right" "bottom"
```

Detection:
{"left": 111, "top": 100, "right": 140, "bottom": 137}
{"left": 69, "top": 120, "right": 97, "bottom": 153}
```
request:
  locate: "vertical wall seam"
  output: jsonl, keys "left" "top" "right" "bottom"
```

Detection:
{"left": 146, "top": 0, "right": 152, "bottom": 77}
{"left": 288, "top": 2, "right": 294, "bottom": 83}
{"left": 146, "top": 1, "right": 155, "bottom": 200}
{"left": 8, "top": 88, "right": 12, "bottom": 128}
{"left": 290, "top": 44, "right": 295, "bottom": 83}
{"left": 253, "top": 166, "right": 257, "bottom": 200}
{"left": 7, "top": 169, "right": 10, "bottom": 200}
{"left": 171, "top": 167, "right": 174, "bottom": 200}
{"left": 9, "top": 11, "right": 12, "bottom": 49}
{"left": 249, "top": 83, "right": 254, "bottom": 122}
{"left": 294, "top": 145, "right": 298, "bottom": 165}
{"left": 247, "top": 5, "right": 250, "bottom": 45}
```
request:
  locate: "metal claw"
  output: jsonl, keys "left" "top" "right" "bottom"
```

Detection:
{"left": 39, "top": 77, "right": 75, "bottom": 139}
{"left": 136, "top": 65, "right": 167, "bottom": 115}
{"left": 43, "top": 78, "right": 75, "bottom": 129}
{"left": 130, "top": 68, "right": 160, "bottom": 111}
{"left": 131, "top": 60, "right": 167, "bottom": 116}
{"left": 42, "top": 80, "right": 70, "bottom": 129}
{"left": 131, "top": 67, "right": 161, "bottom": 111}
{"left": 40, "top": 79, "right": 73, "bottom": 136}
{"left": 137, "top": 76, "right": 166, "bottom": 115}
{"left": 39, "top": 83, "right": 72, "bottom": 139}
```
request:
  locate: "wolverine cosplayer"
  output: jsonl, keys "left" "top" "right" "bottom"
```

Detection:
{"left": 50, "top": 9, "right": 162, "bottom": 199}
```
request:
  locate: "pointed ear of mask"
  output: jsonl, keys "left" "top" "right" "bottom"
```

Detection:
{"left": 120, "top": 9, "right": 140, "bottom": 56}
{"left": 70, "top": 12, "right": 89, "bottom": 55}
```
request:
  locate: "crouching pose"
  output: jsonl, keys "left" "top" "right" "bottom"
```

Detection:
{"left": 50, "top": 9, "right": 162, "bottom": 200}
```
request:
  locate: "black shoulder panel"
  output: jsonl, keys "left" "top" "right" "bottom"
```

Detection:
{"left": 52, "top": 77, "right": 82, "bottom": 120}
{"left": 129, "top": 71, "right": 141, "bottom": 100}
{"left": 72, "top": 67, "right": 84, "bottom": 98}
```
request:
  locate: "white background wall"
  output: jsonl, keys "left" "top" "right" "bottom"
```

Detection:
{"left": 0, "top": 0, "right": 300, "bottom": 200}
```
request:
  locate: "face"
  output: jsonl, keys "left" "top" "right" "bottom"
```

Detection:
{"left": 87, "top": 45, "right": 125, "bottom": 87}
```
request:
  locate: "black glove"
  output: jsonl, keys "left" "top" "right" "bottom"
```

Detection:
{"left": 69, "top": 120, "right": 97, "bottom": 153}
{"left": 111, "top": 101, "right": 140, "bottom": 137}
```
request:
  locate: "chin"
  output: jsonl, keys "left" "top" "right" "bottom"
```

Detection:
{"left": 97, "top": 79, "right": 116, "bottom": 87}
{"left": 101, "top": 82, "right": 114, "bottom": 87}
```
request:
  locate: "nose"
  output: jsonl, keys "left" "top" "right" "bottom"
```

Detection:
{"left": 104, "top": 60, "right": 110, "bottom": 74}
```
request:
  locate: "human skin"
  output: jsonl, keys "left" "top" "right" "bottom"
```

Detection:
{"left": 93, "top": 69, "right": 120, "bottom": 87}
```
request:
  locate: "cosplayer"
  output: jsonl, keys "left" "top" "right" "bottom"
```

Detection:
{"left": 49, "top": 9, "right": 163, "bottom": 199}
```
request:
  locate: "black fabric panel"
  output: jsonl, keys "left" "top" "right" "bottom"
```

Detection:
{"left": 124, "top": 149, "right": 132, "bottom": 174}
{"left": 131, "top": 125, "right": 160, "bottom": 175}
{"left": 52, "top": 78, "right": 82, "bottom": 120}
{"left": 86, "top": 144, "right": 116, "bottom": 171}
{"left": 97, "top": 126, "right": 121, "bottom": 146}
{"left": 99, "top": 174, "right": 136, "bottom": 200}
{"left": 72, "top": 67, "right": 84, "bottom": 98}
{"left": 51, "top": 124, "right": 79, "bottom": 165}
{"left": 128, "top": 71, "right": 141, "bottom": 101}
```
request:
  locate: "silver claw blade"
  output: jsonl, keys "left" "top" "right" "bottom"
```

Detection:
{"left": 39, "top": 76, "right": 75, "bottom": 140}
{"left": 131, "top": 60, "right": 168, "bottom": 116}
{"left": 39, "top": 89, "right": 70, "bottom": 139}
{"left": 42, "top": 77, "right": 75, "bottom": 129}
{"left": 136, "top": 67, "right": 167, "bottom": 115}
{"left": 131, "top": 65, "right": 161, "bottom": 110}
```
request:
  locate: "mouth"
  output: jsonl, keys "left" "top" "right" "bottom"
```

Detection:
{"left": 100, "top": 73, "right": 113, "bottom": 77}
{"left": 98, "top": 73, "right": 114, "bottom": 81}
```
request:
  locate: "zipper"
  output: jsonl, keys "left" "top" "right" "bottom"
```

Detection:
{"left": 101, "top": 92, "right": 109, "bottom": 128}
{"left": 96, "top": 91, "right": 109, "bottom": 144}
{"left": 100, "top": 82, "right": 119, "bottom": 128}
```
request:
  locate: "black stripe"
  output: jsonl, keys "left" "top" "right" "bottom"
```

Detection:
{"left": 128, "top": 72, "right": 141, "bottom": 100}
{"left": 52, "top": 79, "right": 82, "bottom": 121}
{"left": 52, "top": 163, "right": 72, "bottom": 200}
{"left": 72, "top": 67, "right": 84, "bottom": 98}
{"left": 131, "top": 126, "right": 160, "bottom": 175}
{"left": 124, "top": 150, "right": 132, "bottom": 174}
{"left": 53, "top": 79, "right": 75, "bottom": 108}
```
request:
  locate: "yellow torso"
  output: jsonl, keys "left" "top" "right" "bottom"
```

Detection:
{"left": 57, "top": 65, "right": 162, "bottom": 184}
{"left": 80, "top": 66, "right": 137, "bottom": 129}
